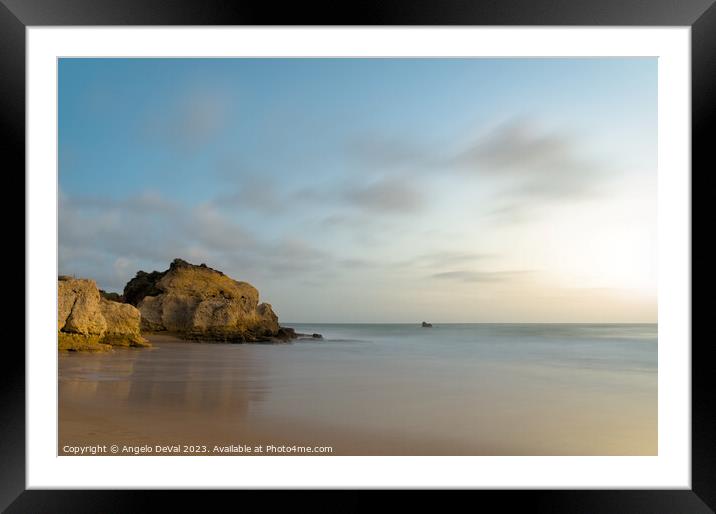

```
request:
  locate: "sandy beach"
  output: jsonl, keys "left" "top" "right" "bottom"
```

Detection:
{"left": 60, "top": 334, "right": 487, "bottom": 456}
{"left": 59, "top": 326, "right": 657, "bottom": 456}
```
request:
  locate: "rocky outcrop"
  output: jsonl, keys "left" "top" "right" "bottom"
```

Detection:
{"left": 58, "top": 277, "right": 149, "bottom": 351}
{"left": 126, "top": 259, "right": 288, "bottom": 342}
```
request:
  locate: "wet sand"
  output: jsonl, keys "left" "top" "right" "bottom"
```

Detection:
{"left": 59, "top": 327, "right": 657, "bottom": 456}
{"left": 59, "top": 335, "right": 483, "bottom": 455}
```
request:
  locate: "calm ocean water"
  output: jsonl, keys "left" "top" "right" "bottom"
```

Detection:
{"left": 59, "top": 323, "right": 657, "bottom": 455}
{"left": 291, "top": 322, "right": 657, "bottom": 373}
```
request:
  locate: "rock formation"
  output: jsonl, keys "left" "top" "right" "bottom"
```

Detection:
{"left": 58, "top": 277, "right": 149, "bottom": 351}
{"left": 124, "top": 258, "right": 288, "bottom": 342}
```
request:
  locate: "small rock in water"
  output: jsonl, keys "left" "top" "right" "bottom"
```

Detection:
{"left": 311, "top": 333, "right": 323, "bottom": 339}
{"left": 421, "top": 321, "right": 433, "bottom": 328}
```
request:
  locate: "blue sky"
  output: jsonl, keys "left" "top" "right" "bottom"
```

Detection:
{"left": 59, "top": 58, "right": 657, "bottom": 322}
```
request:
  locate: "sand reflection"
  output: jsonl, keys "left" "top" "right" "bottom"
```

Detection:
{"left": 59, "top": 335, "right": 270, "bottom": 450}
{"left": 59, "top": 329, "right": 657, "bottom": 456}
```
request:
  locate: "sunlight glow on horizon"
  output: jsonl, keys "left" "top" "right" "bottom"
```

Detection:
{"left": 58, "top": 58, "right": 657, "bottom": 323}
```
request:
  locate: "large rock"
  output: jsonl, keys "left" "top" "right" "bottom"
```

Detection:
{"left": 125, "top": 258, "right": 284, "bottom": 342}
{"left": 99, "top": 298, "right": 148, "bottom": 347}
{"left": 58, "top": 277, "right": 149, "bottom": 351}
{"left": 58, "top": 278, "right": 107, "bottom": 336}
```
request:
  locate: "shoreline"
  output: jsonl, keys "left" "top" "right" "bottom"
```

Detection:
{"left": 59, "top": 327, "right": 657, "bottom": 456}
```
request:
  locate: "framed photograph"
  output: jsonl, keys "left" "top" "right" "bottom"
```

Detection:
{"left": 6, "top": 0, "right": 711, "bottom": 510}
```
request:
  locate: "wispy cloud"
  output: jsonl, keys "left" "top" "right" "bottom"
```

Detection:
{"left": 431, "top": 270, "right": 532, "bottom": 283}
{"left": 346, "top": 177, "right": 426, "bottom": 214}
{"left": 404, "top": 251, "right": 492, "bottom": 269}
{"left": 453, "top": 119, "right": 608, "bottom": 199}
{"left": 335, "top": 118, "right": 613, "bottom": 224}
{"left": 344, "top": 119, "right": 606, "bottom": 192}
{"left": 212, "top": 175, "right": 285, "bottom": 214}
{"left": 58, "top": 189, "right": 334, "bottom": 291}
{"left": 344, "top": 135, "right": 440, "bottom": 171}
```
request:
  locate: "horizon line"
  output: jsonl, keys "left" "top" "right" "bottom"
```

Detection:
{"left": 283, "top": 321, "right": 658, "bottom": 325}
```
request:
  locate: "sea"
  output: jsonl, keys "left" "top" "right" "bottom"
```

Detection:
{"left": 59, "top": 323, "right": 657, "bottom": 455}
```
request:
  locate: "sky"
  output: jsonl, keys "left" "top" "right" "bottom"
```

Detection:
{"left": 58, "top": 58, "right": 657, "bottom": 323}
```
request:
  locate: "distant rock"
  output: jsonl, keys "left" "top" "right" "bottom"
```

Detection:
{"left": 123, "top": 270, "right": 165, "bottom": 306}
{"left": 421, "top": 321, "right": 433, "bottom": 328}
{"left": 58, "top": 277, "right": 149, "bottom": 351}
{"left": 126, "top": 258, "right": 292, "bottom": 343}
{"left": 290, "top": 332, "right": 324, "bottom": 341}
{"left": 99, "top": 289, "right": 123, "bottom": 302}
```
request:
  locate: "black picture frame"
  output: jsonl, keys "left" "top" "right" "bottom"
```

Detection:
{"left": 4, "top": 0, "right": 710, "bottom": 511}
